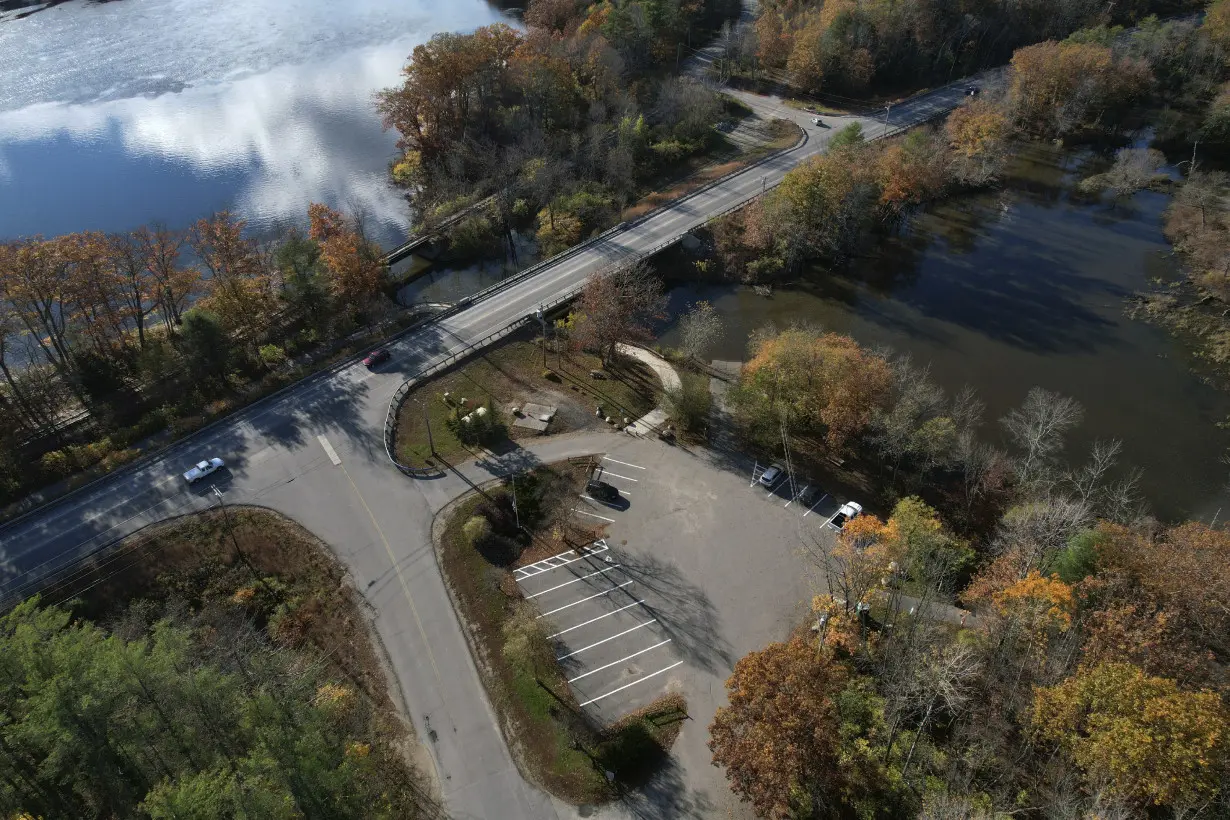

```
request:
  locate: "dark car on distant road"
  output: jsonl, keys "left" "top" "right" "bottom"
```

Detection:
{"left": 363, "top": 348, "right": 391, "bottom": 368}
{"left": 965, "top": 85, "right": 980, "bottom": 96}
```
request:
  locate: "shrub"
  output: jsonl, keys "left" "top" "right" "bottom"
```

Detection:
{"left": 542, "top": 369, "right": 560, "bottom": 382}
{"left": 462, "top": 515, "right": 492, "bottom": 548}
{"left": 446, "top": 402, "right": 504, "bottom": 446}
{"left": 259, "top": 344, "right": 288, "bottom": 369}
{"left": 171, "top": 415, "right": 206, "bottom": 437}
{"left": 39, "top": 449, "right": 76, "bottom": 478}
{"left": 663, "top": 376, "right": 711, "bottom": 437}
{"left": 477, "top": 493, "right": 519, "bottom": 535}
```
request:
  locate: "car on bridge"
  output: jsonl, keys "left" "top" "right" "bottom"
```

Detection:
{"left": 183, "top": 458, "right": 225, "bottom": 484}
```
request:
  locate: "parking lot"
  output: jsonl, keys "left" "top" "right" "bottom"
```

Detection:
{"left": 502, "top": 438, "right": 871, "bottom": 815}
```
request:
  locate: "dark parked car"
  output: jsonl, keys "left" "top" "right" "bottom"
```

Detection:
{"left": 363, "top": 348, "right": 391, "bottom": 367}
{"left": 586, "top": 479, "right": 620, "bottom": 502}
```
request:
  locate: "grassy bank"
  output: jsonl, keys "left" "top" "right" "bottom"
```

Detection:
{"left": 435, "top": 468, "right": 687, "bottom": 804}
{"left": 395, "top": 335, "right": 658, "bottom": 468}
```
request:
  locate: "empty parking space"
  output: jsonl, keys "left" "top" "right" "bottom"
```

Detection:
{"left": 516, "top": 535, "right": 682, "bottom": 722}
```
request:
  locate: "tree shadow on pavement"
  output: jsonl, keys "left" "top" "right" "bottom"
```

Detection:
{"left": 614, "top": 551, "right": 734, "bottom": 676}
{"left": 611, "top": 755, "right": 719, "bottom": 820}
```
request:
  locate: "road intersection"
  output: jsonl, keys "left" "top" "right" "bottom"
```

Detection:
{"left": 0, "top": 76, "right": 984, "bottom": 819}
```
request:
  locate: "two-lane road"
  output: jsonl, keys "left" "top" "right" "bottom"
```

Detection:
{"left": 0, "top": 75, "right": 985, "bottom": 820}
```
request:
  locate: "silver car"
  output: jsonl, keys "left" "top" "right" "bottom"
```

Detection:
{"left": 183, "top": 457, "right": 225, "bottom": 484}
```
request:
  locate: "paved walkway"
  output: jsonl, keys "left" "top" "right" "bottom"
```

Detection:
{"left": 615, "top": 343, "right": 681, "bottom": 438}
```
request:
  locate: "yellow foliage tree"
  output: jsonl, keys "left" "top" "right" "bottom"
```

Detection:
{"left": 1032, "top": 663, "right": 1229, "bottom": 807}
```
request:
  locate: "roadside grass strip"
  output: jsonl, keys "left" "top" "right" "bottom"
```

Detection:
{"left": 514, "top": 540, "right": 609, "bottom": 580}
{"left": 545, "top": 600, "right": 647, "bottom": 639}
{"left": 525, "top": 565, "right": 622, "bottom": 599}
{"left": 568, "top": 640, "right": 673, "bottom": 682}
{"left": 578, "top": 661, "right": 685, "bottom": 708}
{"left": 536, "top": 580, "right": 635, "bottom": 618}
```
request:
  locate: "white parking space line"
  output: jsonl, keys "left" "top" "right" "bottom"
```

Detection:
{"left": 784, "top": 484, "right": 809, "bottom": 509}
{"left": 537, "top": 581, "right": 634, "bottom": 618}
{"left": 572, "top": 507, "right": 615, "bottom": 523}
{"left": 578, "top": 660, "right": 685, "bottom": 707}
{"left": 599, "top": 471, "right": 639, "bottom": 482}
{"left": 802, "top": 494, "right": 830, "bottom": 517}
{"left": 515, "top": 542, "right": 609, "bottom": 579}
{"left": 557, "top": 620, "right": 658, "bottom": 660}
{"left": 526, "top": 566, "right": 622, "bottom": 599}
{"left": 568, "top": 640, "right": 672, "bottom": 682}
{"left": 602, "top": 457, "right": 645, "bottom": 470}
{"left": 316, "top": 435, "right": 341, "bottom": 466}
{"left": 579, "top": 495, "right": 624, "bottom": 508}
{"left": 763, "top": 478, "right": 784, "bottom": 497}
{"left": 547, "top": 600, "right": 647, "bottom": 639}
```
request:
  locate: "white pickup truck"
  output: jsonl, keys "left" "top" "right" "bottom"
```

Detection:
{"left": 183, "top": 458, "right": 225, "bottom": 484}
{"left": 829, "top": 501, "right": 863, "bottom": 530}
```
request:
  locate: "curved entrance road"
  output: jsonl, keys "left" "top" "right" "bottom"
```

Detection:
{"left": 0, "top": 77, "right": 983, "bottom": 819}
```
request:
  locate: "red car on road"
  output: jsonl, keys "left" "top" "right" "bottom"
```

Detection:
{"left": 363, "top": 348, "right": 390, "bottom": 367}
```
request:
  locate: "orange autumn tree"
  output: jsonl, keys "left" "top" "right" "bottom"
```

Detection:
{"left": 991, "top": 570, "right": 1075, "bottom": 652}
{"left": 709, "top": 635, "right": 850, "bottom": 818}
{"left": 307, "top": 203, "right": 386, "bottom": 312}
{"left": 734, "top": 327, "right": 892, "bottom": 450}
{"left": 1032, "top": 662, "right": 1230, "bottom": 807}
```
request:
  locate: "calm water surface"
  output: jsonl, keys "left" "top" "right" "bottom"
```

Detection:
{"left": 0, "top": 0, "right": 510, "bottom": 247}
{"left": 658, "top": 144, "right": 1230, "bottom": 523}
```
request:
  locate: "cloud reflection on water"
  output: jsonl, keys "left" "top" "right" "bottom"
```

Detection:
{"left": 0, "top": 0, "right": 509, "bottom": 246}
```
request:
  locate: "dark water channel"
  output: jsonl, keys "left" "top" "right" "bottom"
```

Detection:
{"left": 658, "top": 143, "right": 1230, "bottom": 523}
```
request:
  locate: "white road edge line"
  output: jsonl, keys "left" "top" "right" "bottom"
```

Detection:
{"left": 602, "top": 457, "right": 645, "bottom": 470}
{"left": 571, "top": 508, "right": 615, "bottom": 523}
{"left": 557, "top": 620, "right": 658, "bottom": 660}
{"left": 316, "top": 435, "right": 342, "bottom": 466}
{"left": 537, "top": 581, "right": 634, "bottom": 618}
{"left": 526, "top": 566, "right": 622, "bottom": 599}
{"left": 547, "top": 600, "right": 647, "bottom": 638}
{"left": 568, "top": 639, "right": 672, "bottom": 682}
{"left": 578, "top": 660, "right": 685, "bottom": 707}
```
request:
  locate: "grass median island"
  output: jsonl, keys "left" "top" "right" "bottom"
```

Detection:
{"left": 395, "top": 335, "right": 659, "bottom": 468}
{"left": 435, "top": 463, "right": 688, "bottom": 804}
{"left": 7, "top": 507, "right": 439, "bottom": 818}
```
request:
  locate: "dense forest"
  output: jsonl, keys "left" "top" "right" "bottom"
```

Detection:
{"left": 705, "top": 322, "right": 1230, "bottom": 819}
{"left": 0, "top": 206, "right": 387, "bottom": 509}
{"left": 377, "top": 0, "right": 742, "bottom": 257}
{"left": 0, "top": 510, "right": 435, "bottom": 819}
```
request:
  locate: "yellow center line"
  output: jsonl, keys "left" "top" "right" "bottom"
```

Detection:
{"left": 338, "top": 462, "right": 451, "bottom": 720}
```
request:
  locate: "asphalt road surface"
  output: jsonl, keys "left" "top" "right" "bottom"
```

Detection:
{"left": 0, "top": 75, "right": 988, "bottom": 820}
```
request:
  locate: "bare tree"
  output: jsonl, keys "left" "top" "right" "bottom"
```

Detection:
{"left": 677, "top": 300, "right": 724, "bottom": 363}
{"left": 1176, "top": 170, "right": 1228, "bottom": 228}
{"left": 869, "top": 355, "right": 952, "bottom": 485}
{"left": 1063, "top": 438, "right": 1146, "bottom": 523}
{"left": 1000, "top": 387, "right": 1084, "bottom": 491}
{"left": 992, "top": 496, "right": 1092, "bottom": 574}
{"left": 573, "top": 261, "right": 666, "bottom": 364}
{"left": 1080, "top": 147, "right": 1166, "bottom": 200}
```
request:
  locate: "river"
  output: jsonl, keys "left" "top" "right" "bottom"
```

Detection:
{"left": 657, "top": 143, "right": 1230, "bottom": 523}
{"left": 0, "top": 0, "right": 511, "bottom": 247}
